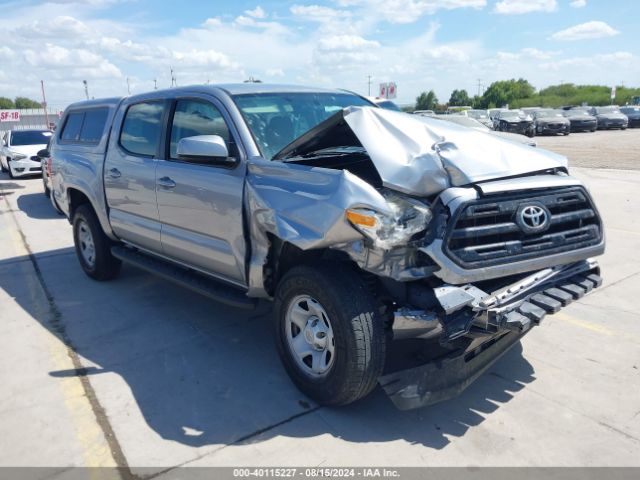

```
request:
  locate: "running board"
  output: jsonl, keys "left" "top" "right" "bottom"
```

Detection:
{"left": 111, "top": 245, "right": 257, "bottom": 310}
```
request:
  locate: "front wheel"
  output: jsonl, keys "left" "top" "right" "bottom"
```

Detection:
{"left": 7, "top": 160, "right": 15, "bottom": 179}
{"left": 72, "top": 204, "right": 121, "bottom": 280}
{"left": 274, "top": 263, "right": 386, "bottom": 406}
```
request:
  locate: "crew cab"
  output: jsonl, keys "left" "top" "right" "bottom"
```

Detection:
{"left": 48, "top": 84, "right": 604, "bottom": 410}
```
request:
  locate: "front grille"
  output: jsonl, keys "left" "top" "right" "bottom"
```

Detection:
{"left": 443, "top": 187, "right": 603, "bottom": 269}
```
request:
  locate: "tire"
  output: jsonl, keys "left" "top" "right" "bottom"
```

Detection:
{"left": 72, "top": 204, "right": 121, "bottom": 281}
{"left": 0, "top": 160, "right": 6, "bottom": 173}
{"left": 43, "top": 176, "right": 51, "bottom": 197}
{"left": 273, "top": 262, "right": 386, "bottom": 406}
{"left": 7, "top": 160, "right": 15, "bottom": 179}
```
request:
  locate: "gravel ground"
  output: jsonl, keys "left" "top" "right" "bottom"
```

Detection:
{"left": 535, "top": 128, "right": 640, "bottom": 170}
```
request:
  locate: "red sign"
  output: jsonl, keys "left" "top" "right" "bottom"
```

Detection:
{"left": 0, "top": 110, "right": 20, "bottom": 122}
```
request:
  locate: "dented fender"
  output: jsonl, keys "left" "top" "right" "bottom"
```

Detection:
{"left": 244, "top": 159, "right": 390, "bottom": 297}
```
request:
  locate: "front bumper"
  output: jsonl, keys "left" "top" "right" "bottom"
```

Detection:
{"left": 9, "top": 158, "right": 42, "bottom": 177}
{"left": 537, "top": 123, "right": 570, "bottom": 135}
{"left": 569, "top": 120, "right": 597, "bottom": 131}
{"left": 598, "top": 120, "right": 627, "bottom": 129}
{"left": 379, "top": 260, "right": 602, "bottom": 410}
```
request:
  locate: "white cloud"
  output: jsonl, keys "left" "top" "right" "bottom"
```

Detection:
{"left": 17, "top": 15, "right": 90, "bottom": 39}
{"left": 551, "top": 21, "right": 619, "bottom": 41}
{"left": 23, "top": 43, "right": 121, "bottom": 78}
{"left": 497, "top": 48, "right": 559, "bottom": 61}
{"left": 317, "top": 34, "right": 380, "bottom": 51}
{"left": 265, "top": 68, "right": 285, "bottom": 77}
{"left": 245, "top": 6, "right": 266, "bottom": 19}
{"left": 336, "top": 0, "right": 486, "bottom": 24}
{"left": 570, "top": 0, "right": 586, "bottom": 7}
{"left": 290, "top": 4, "right": 351, "bottom": 21}
{"left": 422, "top": 45, "right": 469, "bottom": 62}
{"left": 494, "top": 0, "right": 557, "bottom": 14}
{"left": 203, "top": 17, "right": 222, "bottom": 28}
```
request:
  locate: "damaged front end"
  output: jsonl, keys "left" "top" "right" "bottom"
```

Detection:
{"left": 245, "top": 106, "right": 605, "bottom": 410}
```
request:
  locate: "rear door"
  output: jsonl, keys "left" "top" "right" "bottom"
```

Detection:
{"left": 155, "top": 96, "right": 247, "bottom": 286}
{"left": 104, "top": 100, "right": 167, "bottom": 251}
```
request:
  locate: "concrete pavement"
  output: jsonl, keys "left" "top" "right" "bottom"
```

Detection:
{"left": 0, "top": 166, "right": 639, "bottom": 472}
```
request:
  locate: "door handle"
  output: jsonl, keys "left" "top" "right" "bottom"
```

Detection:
{"left": 108, "top": 168, "right": 121, "bottom": 178}
{"left": 157, "top": 176, "right": 176, "bottom": 188}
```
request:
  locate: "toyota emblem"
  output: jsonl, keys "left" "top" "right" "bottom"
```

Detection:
{"left": 516, "top": 204, "right": 550, "bottom": 233}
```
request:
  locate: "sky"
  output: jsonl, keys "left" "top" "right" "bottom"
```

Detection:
{"left": 0, "top": 0, "right": 637, "bottom": 107}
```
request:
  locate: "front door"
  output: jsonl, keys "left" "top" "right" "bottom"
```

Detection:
{"left": 155, "top": 97, "right": 247, "bottom": 286}
{"left": 104, "top": 101, "right": 167, "bottom": 251}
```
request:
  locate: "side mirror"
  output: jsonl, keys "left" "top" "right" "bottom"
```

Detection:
{"left": 177, "top": 135, "right": 232, "bottom": 163}
{"left": 37, "top": 149, "right": 50, "bottom": 158}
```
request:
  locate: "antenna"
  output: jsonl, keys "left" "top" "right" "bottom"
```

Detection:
{"left": 127, "top": 77, "right": 131, "bottom": 95}
{"left": 367, "top": 75, "right": 372, "bottom": 96}
{"left": 82, "top": 80, "right": 89, "bottom": 100}
{"left": 153, "top": 79, "right": 157, "bottom": 90}
{"left": 170, "top": 67, "right": 177, "bottom": 87}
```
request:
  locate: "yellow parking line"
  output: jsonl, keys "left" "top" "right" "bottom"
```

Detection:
{"left": 554, "top": 311, "right": 614, "bottom": 336}
{"left": 4, "top": 195, "right": 119, "bottom": 472}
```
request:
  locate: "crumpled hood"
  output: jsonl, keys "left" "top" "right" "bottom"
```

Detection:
{"left": 276, "top": 106, "right": 568, "bottom": 197}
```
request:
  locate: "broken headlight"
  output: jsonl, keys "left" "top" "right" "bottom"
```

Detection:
{"left": 346, "top": 191, "right": 433, "bottom": 250}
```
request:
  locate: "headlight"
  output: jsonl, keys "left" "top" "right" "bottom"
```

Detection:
{"left": 346, "top": 191, "right": 433, "bottom": 250}
{"left": 10, "top": 152, "right": 27, "bottom": 160}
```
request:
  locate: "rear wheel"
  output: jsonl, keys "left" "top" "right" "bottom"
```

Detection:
{"left": 43, "top": 176, "right": 51, "bottom": 197}
{"left": 72, "top": 204, "right": 121, "bottom": 280}
{"left": 274, "top": 263, "right": 386, "bottom": 406}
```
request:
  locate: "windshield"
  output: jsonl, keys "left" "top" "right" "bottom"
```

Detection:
{"left": 595, "top": 106, "right": 621, "bottom": 114}
{"left": 535, "top": 109, "right": 564, "bottom": 118}
{"left": 501, "top": 111, "right": 526, "bottom": 119}
{"left": 467, "top": 110, "right": 488, "bottom": 119}
{"left": 10, "top": 130, "right": 52, "bottom": 146}
{"left": 233, "top": 92, "right": 373, "bottom": 159}
{"left": 442, "top": 116, "right": 488, "bottom": 130}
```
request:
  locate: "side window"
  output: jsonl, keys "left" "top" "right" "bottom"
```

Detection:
{"left": 120, "top": 102, "right": 165, "bottom": 157}
{"left": 79, "top": 109, "right": 109, "bottom": 143}
{"left": 61, "top": 112, "right": 84, "bottom": 142}
{"left": 169, "top": 99, "right": 232, "bottom": 159}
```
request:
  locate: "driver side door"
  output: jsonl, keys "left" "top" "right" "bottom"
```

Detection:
{"left": 155, "top": 96, "right": 248, "bottom": 286}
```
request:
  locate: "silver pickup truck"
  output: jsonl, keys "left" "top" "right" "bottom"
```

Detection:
{"left": 49, "top": 84, "right": 604, "bottom": 410}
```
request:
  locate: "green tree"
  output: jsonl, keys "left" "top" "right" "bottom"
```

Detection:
{"left": 0, "top": 97, "right": 14, "bottom": 109}
{"left": 14, "top": 97, "right": 42, "bottom": 109}
{"left": 480, "top": 78, "right": 535, "bottom": 108}
{"left": 416, "top": 90, "right": 438, "bottom": 111}
{"left": 448, "top": 89, "right": 471, "bottom": 106}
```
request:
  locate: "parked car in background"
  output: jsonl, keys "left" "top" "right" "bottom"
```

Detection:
{"left": 532, "top": 109, "right": 570, "bottom": 136}
{"left": 463, "top": 109, "right": 493, "bottom": 128}
{"left": 493, "top": 110, "right": 535, "bottom": 137}
{"left": 589, "top": 106, "right": 628, "bottom": 130}
{"left": 435, "top": 115, "right": 536, "bottom": 147}
{"left": 413, "top": 109, "right": 435, "bottom": 116}
{"left": 0, "top": 129, "right": 53, "bottom": 178}
{"left": 49, "top": 84, "right": 604, "bottom": 410}
{"left": 620, "top": 106, "right": 640, "bottom": 128}
{"left": 563, "top": 109, "right": 598, "bottom": 132}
